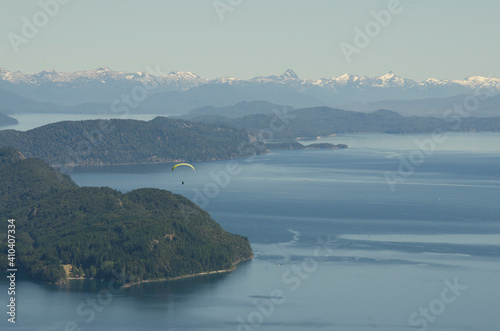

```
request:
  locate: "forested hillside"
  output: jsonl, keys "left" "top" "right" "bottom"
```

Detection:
{"left": 0, "top": 148, "right": 253, "bottom": 284}
{"left": 0, "top": 117, "right": 266, "bottom": 166}
{"left": 187, "top": 107, "right": 500, "bottom": 139}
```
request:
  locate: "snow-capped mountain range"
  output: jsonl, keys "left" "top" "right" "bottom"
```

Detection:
{"left": 2, "top": 67, "right": 499, "bottom": 91}
{"left": 0, "top": 66, "right": 207, "bottom": 92}
{"left": 0, "top": 66, "right": 499, "bottom": 113}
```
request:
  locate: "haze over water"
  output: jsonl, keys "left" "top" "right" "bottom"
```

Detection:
{"left": 2, "top": 130, "right": 500, "bottom": 331}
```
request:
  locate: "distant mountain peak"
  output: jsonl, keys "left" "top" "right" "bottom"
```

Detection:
{"left": 378, "top": 71, "right": 398, "bottom": 80}
{"left": 96, "top": 66, "right": 111, "bottom": 72}
{"left": 37, "top": 69, "right": 59, "bottom": 77}
{"left": 167, "top": 71, "right": 201, "bottom": 78}
{"left": 282, "top": 69, "right": 299, "bottom": 79}
{"left": 373, "top": 72, "right": 410, "bottom": 87}
{"left": 249, "top": 69, "right": 300, "bottom": 83}
{"left": 0, "top": 67, "right": 9, "bottom": 76}
{"left": 336, "top": 73, "right": 361, "bottom": 81}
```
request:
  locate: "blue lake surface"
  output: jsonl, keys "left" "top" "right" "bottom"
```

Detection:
{"left": 2, "top": 132, "right": 500, "bottom": 330}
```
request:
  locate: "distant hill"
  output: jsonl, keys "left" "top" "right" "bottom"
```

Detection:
{"left": 0, "top": 117, "right": 267, "bottom": 166}
{"left": 0, "top": 111, "right": 18, "bottom": 126}
{"left": 344, "top": 94, "right": 500, "bottom": 118}
{"left": 177, "top": 101, "right": 293, "bottom": 120}
{"left": 0, "top": 88, "right": 61, "bottom": 114}
{"left": 186, "top": 106, "right": 500, "bottom": 139}
{"left": 0, "top": 87, "right": 112, "bottom": 114}
{"left": 134, "top": 84, "right": 257, "bottom": 115}
{"left": 0, "top": 148, "right": 253, "bottom": 284}
{"left": 132, "top": 85, "right": 318, "bottom": 115}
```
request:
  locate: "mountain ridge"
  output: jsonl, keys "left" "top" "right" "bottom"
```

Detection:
{"left": 1, "top": 66, "right": 499, "bottom": 108}
{"left": 2, "top": 66, "right": 499, "bottom": 90}
{"left": 185, "top": 106, "right": 500, "bottom": 139}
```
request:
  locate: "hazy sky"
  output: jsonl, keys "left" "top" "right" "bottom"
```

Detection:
{"left": 1, "top": 0, "right": 499, "bottom": 81}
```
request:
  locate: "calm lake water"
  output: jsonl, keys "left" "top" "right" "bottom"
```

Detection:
{"left": 2, "top": 126, "right": 500, "bottom": 330}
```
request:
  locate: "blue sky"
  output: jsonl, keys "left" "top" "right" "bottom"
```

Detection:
{"left": 0, "top": 0, "right": 499, "bottom": 80}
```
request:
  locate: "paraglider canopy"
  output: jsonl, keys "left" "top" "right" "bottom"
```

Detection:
{"left": 171, "top": 163, "right": 195, "bottom": 171}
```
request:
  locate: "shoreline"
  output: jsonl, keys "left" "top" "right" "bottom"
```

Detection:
{"left": 295, "top": 132, "right": 386, "bottom": 141}
{"left": 122, "top": 255, "right": 253, "bottom": 288}
{"left": 50, "top": 138, "right": 350, "bottom": 168}
{"left": 64, "top": 255, "right": 254, "bottom": 288}
{"left": 50, "top": 153, "right": 266, "bottom": 168}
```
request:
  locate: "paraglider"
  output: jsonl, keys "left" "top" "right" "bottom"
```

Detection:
{"left": 171, "top": 163, "right": 195, "bottom": 171}
{"left": 172, "top": 163, "right": 195, "bottom": 184}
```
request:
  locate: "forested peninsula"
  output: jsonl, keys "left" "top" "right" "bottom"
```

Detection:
{"left": 0, "top": 117, "right": 266, "bottom": 167}
{"left": 0, "top": 112, "right": 18, "bottom": 126}
{"left": 0, "top": 148, "right": 253, "bottom": 285}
